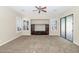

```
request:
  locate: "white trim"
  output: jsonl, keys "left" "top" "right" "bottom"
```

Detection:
{"left": 73, "top": 41, "right": 79, "bottom": 46}
{"left": 0, "top": 35, "right": 21, "bottom": 46}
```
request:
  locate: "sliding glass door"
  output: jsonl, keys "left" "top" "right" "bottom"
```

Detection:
{"left": 60, "top": 18, "right": 66, "bottom": 38}
{"left": 66, "top": 15, "right": 73, "bottom": 41}
{"left": 60, "top": 14, "right": 73, "bottom": 42}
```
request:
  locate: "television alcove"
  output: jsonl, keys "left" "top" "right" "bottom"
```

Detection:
{"left": 31, "top": 24, "right": 49, "bottom": 35}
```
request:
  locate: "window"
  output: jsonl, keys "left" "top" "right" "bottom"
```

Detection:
{"left": 23, "top": 20, "right": 29, "bottom": 30}
{"left": 16, "top": 17, "right": 22, "bottom": 32}
{"left": 50, "top": 18, "right": 57, "bottom": 31}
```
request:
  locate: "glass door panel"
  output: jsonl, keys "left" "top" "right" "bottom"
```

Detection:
{"left": 66, "top": 15, "right": 73, "bottom": 41}
{"left": 60, "top": 18, "right": 66, "bottom": 38}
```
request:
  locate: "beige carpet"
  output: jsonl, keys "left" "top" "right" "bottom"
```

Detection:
{"left": 0, "top": 35, "right": 79, "bottom": 53}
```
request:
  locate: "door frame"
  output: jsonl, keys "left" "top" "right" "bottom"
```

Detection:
{"left": 60, "top": 14, "right": 74, "bottom": 42}
{"left": 60, "top": 17, "right": 66, "bottom": 39}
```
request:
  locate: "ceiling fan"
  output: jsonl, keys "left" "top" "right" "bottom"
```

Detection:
{"left": 33, "top": 6, "right": 47, "bottom": 13}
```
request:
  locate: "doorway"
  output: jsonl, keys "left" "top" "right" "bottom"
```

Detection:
{"left": 60, "top": 14, "right": 73, "bottom": 42}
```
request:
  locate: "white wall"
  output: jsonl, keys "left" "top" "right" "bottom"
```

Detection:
{"left": 24, "top": 13, "right": 53, "bottom": 19}
{"left": 0, "top": 7, "right": 22, "bottom": 46}
{"left": 31, "top": 19, "right": 49, "bottom": 24}
{"left": 59, "top": 7, "right": 79, "bottom": 46}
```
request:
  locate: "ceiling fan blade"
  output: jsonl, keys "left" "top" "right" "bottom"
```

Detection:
{"left": 35, "top": 6, "right": 39, "bottom": 9}
{"left": 41, "top": 9, "right": 47, "bottom": 12}
{"left": 34, "top": 6, "right": 47, "bottom": 13}
{"left": 39, "top": 6, "right": 41, "bottom": 8}
{"left": 41, "top": 7, "right": 47, "bottom": 9}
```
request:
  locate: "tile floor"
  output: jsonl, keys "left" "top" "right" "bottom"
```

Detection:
{"left": 0, "top": 35, "right": 79, "bottom": 53}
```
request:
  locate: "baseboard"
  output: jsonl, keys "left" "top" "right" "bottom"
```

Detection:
{"left": 49, "top": 35, "right": 59, "bottom": 36}
{"left": 0, "top": 35, "right": 21, "bottom": 46}
{"left": 73, "top": 41, "right": 79, "bottom": 46}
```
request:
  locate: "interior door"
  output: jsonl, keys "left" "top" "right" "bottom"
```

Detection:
{"left": 60, "top": 18, "right": 66, "bottom": 38}
{"left": 66, "top": 15, "right": 73, "bottom": 41}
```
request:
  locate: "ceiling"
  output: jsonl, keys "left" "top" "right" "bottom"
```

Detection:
{"left": 10, "top": 6, "right": 73, "bottom": 19}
